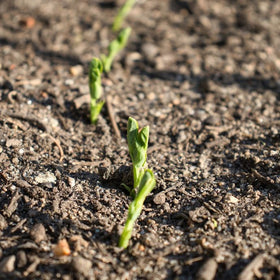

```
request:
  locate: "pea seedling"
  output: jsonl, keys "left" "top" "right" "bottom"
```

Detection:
{"left": 127, "top": 116, "right": 149, "bottom": 193}
{"left": 102, "top": 27, "right": 131, "bottom": 73}
{"left": 89, "top": 57, "right": 104, "bottom": 124}
{"left": 119, "top": 117, "right": 156, "bottom": 249}
{"left": 112, "top": 0, "right": 136, "bottom": 31}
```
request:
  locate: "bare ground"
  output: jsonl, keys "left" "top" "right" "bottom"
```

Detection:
{"left": 0, "top": 0, "right": 280, "bottom": 279}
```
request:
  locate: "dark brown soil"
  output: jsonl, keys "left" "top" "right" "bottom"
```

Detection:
{"left": 0, "top": 0, "right": 280, "bottom": 279}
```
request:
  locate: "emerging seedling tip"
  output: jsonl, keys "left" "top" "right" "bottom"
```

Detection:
{"left": 89, "top": 57, "right": 104, "bottom": 124}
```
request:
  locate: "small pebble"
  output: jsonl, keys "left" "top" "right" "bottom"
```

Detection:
{"left": 0, "top": 255, "right": 16, "bottom": 273}
{"left": 6, "top": 139, "right": 22, "bottom": 148}
{"left": 16, "top": 250, "right": 27, "bottom": 268}
{"left": 142, "top": 233, "right": 157, "bottom": 247}
{"left": 125, "top": 52, "right": 141, "bottom": 67}
{"left": 0, "top": 214, "right": 7, "bottom": 230}
{"left": 141, "top": 43, "right": 159, "bottom": 60}
{"left": 30, "top": 223, "right": 47, "bottom": 243}
{"left": 204, "top": 115, "right": 221, "bottom": 126}
{"left": 53, "top": 239, "right": 71, "bottom": 257}
{"left": 71, "top": 256, "right": 92, "bottom": 276}
{"left": 70, "top": 65, "right": 83, "bottom": 76}
{"left": 147, "top": 92, "right": 156, "bottom": 100}
{"left": 227, "top": 195, "right": 239, "bottom": 204}
{"left": 67, "top": 177, "right": 76, "bottom": 188}
{"left": 137, "top": 92, "right": 145, "bottom": 100}
{"left": 163, "top": 202, "right": 170, "bottom": 211}
{"left": 35, "top": 172, "right": 56, "bottom": 184}
{"left": 64, "top": 79, "right": 74, "bottom": 86}
{"left": 15, "top": 180, "right": 32, "bottom": 188}
{"left": 73, "top": 95, "right": 90, "bottom": 109}
{"left": 69, "top": 235, "right": 88, "bottom": 252}
{"left": 173, "top": 99, "right": 181, "bottom": 106}
{"left": 196, "top": 258, "right": 217, "bottom": 280}
{"left": 153, "top": 193, "right": 166, "bottom": 205}
{"left": 17, "top": 242, "right": 38, "bottom": 250}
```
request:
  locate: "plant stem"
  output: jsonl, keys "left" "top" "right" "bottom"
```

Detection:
{"left": 113, "top": 0, "right": 136, "bottom": 31}
{"left": 102, "top": 27, "right": 131, "bottom": 73}
{"left": 119, "top": 170, "right": 156, "bottom": 248}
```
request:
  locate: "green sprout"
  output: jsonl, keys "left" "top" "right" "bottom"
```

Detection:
{"left": 119, "top": 117, "right": 156, "bottom": 249}
{"left": 102, "top": 27, "right": 131, "bottom": 73}
{"left": 112, "top": 0, "right": 136, "bottom": 31}
{"left": 127, "top": 117, "right": 149, "bottom": 192}
{"left": 89, "top": 57, "right": 105, "bottom": 124}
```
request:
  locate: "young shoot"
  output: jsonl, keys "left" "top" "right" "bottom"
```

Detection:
{"left": 119, "top": 117, "right": 156, "bottom": 249}
{"left": 119, "top": 169, "right": 156, "bottom": 249}
{"left": 112, "top": 0, "right": 136, "bottom": 31}
{"left": 127, "top": 116, "right": 149, "bottom": 192}
{"left": 102, "top": 27, "right": 131, "bottom": 73}
{"left": 89, "top": 57, "right": 104, "bottom": 124}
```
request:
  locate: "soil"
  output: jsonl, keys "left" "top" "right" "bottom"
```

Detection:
{"left": 0, "top": 0, "right": 280, "bottom": 279}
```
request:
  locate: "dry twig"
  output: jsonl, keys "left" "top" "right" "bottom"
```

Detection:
{"left": 106, "top": 94, "right": 121, "bottom": 139}
{"left": 41, "top": 133, "right": 64, "bottom": 162}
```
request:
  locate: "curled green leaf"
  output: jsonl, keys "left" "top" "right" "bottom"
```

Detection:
{"left": 89, "top": 58, "right": 104, "bottom": 124}
{"left": 127, "top": 117, "right": 149, "bottom": 189}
